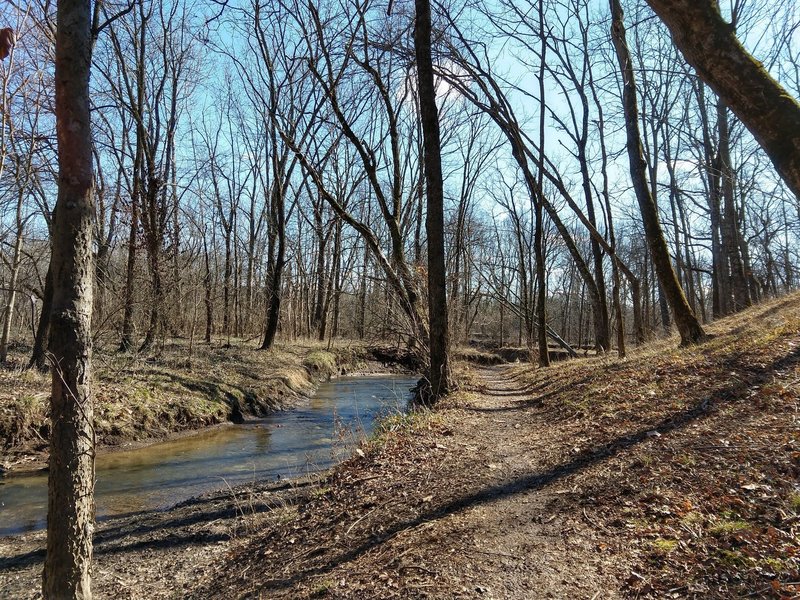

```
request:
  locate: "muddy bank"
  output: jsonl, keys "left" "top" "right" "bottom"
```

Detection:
{"left": 0, "top": 342, "right": 416, "bottom": 475}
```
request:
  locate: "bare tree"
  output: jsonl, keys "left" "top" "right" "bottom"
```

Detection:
{"left": 644, "top": 0, "right": 800, "bottom": 200}
{"left": 609, "top": 0, "right": 706, "bottom": 345}
{"left": 414, "top": 0, "right": 453, "bottom": 398}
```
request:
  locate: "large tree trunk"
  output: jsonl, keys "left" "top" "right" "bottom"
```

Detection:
{"left": 610, "top": 0, "right": 706, "bottom": 346}
{"left": 260, "top": 230, "right": 282, "bottom": 350}
{"left": 645, "top": 0, "right": 800, "bottom": 199}
{"left": 43, "top": 0, "right": 96, "bottom": 595}
{"left": 415, "top": 0, "right": 453, "bottom": 400}
{"left": 535, "top": 3, "right": 550, "bottom": 367}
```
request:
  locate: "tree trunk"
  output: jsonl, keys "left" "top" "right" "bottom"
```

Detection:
{"left": 716, "top": 99, "right": 752, "bottom": 311}
{"left": 415, "top": 0, "right": 453, "bottom": 400}
{"left": 695, "top": 82, "right": 730, "bottom": 317}
{"left": 645, "top": 0, "right": 800, "bottom": 199}
{"left": 222, "top": 227, "right": 232, "bottom": 337}
{"left": 610, "top": 0, "right": 706, "bottom": 346}
{"left": 43, "top": 0, "right": 96, "bottom": 595}
{"left": 357, "top": 243, "right": 368, "bottom": 340}
{"left": 119, "top": 181, "right": 139, "bottom": 352}
{"left": 0, "top": 226, "right": 23, "bottom": 363}
{"left": 261, "top": 213, "right": 286, "bottom": 350}
{"left": 535, "top": 2, "right": 550, "bottom": 367}
{"left": 29, "top": 263, "right": 53, "bottom": 372}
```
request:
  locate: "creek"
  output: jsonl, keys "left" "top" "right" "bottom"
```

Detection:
{"left": 0, "top": 374, "right": 418, "bottom": 536}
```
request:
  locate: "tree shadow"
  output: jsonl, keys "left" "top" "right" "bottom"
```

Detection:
{"left": 240, "top": 343, "right": 800, "bottom": 595}
{"left": 5, "top": 343, "right": 797, "bottom": 593}
{"left": 0, "top": 479, "right": 313, "bottom": 572}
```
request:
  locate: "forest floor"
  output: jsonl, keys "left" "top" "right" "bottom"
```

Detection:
{"left": 1, "top": 294, "right": 799, "bottom": 599}
{"left": 0, "top": 340, "right": 399, "bottom": 474}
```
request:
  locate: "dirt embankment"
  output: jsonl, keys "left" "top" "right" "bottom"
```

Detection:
{"left": 188, "top": 292, "right": 798, "bottom": 599}
{"left": 0, "top": 342, "right": 409, "bottom": 474}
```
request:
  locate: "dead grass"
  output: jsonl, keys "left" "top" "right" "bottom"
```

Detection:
{"left": 3, "top": 295, "right": 799, "bottom": 598}
{"left": 503, "top": 293, "right": 800, "bottom": 598}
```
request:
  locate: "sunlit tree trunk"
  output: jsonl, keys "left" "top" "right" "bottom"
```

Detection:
{"left": 415, "top": 0, "right": 452, "bottom": 400}
{"left": 534, "top": 0, "right": 550, "bottom": 366}
{"left": 645, "top": 0, "right": 800, "bottom": 199}
{"left": 43, "top": 0, "right": 96, "bottom": 595}
{"left": 610, "top": 0, "right": 706, "bottom": 346}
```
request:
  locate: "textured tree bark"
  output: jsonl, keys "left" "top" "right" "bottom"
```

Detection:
{"left": 415, "top": 0, "right": 453, "bottom": 400}
{"left": 535, "top": 0, "right": 550, "bottom": 367}
{"left": 645, "top": 0, "right": 800, "bottom": 199}
{"left": 118, "top": 155, "right": 140, "bottom": 352}
{"left": 260, "top": 111, "right": 288, "bottom": 351}
{"left": 43, "top": 0, "right": 96, "bottom": 596}
{"left": 261, "top": 224, "right": 285, "bottom": 350}
{"left": 610, "top": 0, "right": 706, "bottom": 346}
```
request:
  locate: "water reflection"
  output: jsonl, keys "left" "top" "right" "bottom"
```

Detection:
{"left": 0, "top": 375, "right": 417, "bottom": 536}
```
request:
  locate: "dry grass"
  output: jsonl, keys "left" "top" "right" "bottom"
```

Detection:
{"left": 190, "top": 292, "right": 800, "bottom": 599}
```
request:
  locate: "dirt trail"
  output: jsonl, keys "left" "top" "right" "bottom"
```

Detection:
{"left": 0, "top": 367, "right": 621, "bottom": 600}
{"left": 409, "top": 367, "right": 628, "bottom": 599}
{"left": 187, "top": 365, "right": 629, "bottom": 599}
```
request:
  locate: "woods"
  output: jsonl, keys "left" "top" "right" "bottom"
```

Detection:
{"left": 0, "top": 0, "right": 799, "bottom": 597}
{"left": 0, "top": 0, "right": 795, "bottom": 370}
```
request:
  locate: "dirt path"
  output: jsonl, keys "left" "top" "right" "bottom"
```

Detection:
{"left": 192, "top": 296, "right": 800, "bottom": 599}
{"left": 187, "top": 365, "right": 629, "bottom": 599}
{"left": 418, "top": 367, "right": 625, "bottom": 598}
{"left": 408, "top": 367, "right": 628, "bottom": 599}
{"left": 0, "top": 367, "right": 619, "bottom": 600}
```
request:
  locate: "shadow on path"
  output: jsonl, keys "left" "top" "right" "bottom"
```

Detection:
{"left": 237, "top": 344, "right": 800, "bottom": 595}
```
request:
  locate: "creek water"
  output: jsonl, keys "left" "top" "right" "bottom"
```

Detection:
{"left": 0, "top": 374, "right": 418, "bottom": 537}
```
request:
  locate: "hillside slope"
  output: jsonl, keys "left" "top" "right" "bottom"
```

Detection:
{"left": 195, "top": 293, "right": 800, "bottom": 599}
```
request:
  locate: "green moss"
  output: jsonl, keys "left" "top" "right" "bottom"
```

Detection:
{"left": 651, "top": 538, "right": 679, "bottom": 554}
{"left": 788, "top": 493, "right": 800, "bottom": 513}
{"left": 709, "top": 518, "right": 750, "bottom": 536}
{"left": 717, "top": 549, "right": 751, "bottom": 568}
{"left": 761, "top": 557, "right": 788, "bottom": 573}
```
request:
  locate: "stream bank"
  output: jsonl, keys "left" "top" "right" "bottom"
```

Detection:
{"left": 0, "top": 342, "right": 416, "bottom": 475}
